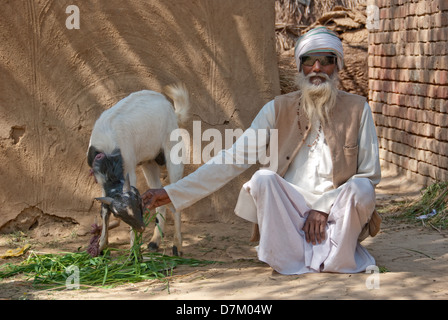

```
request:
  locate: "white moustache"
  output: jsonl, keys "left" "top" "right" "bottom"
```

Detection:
{"left": 306, "top": 72, "right": 331, "bottom": 86}
{"left": 306, "top": 72, "right": 331, "bottom": 81}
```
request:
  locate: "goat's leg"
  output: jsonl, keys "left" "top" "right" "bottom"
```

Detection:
{"left": 140, "top": 161, "right": 166, "bottom": 252}
{"left": 98, "top": 204, "right": 111, "bottom": 253}
{"left": 165, "top": 150, "right": 184, "bottom": 256}
{"left": 121, "top": 166, "right": 143, "bottom": 251}
{"left": 149, "top": 206, "right": 167, "bottom": 252}
{"left": 172, "top": 206, "right": 182, "bottom": 256}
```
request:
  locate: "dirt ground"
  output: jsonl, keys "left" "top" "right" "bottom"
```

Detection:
{"left": 1, "top": 168, "right": 448, "bottom": 300}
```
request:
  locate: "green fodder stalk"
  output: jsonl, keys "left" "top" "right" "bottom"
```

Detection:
{"left": 401, "top": 182, "right": 448, "bottom": 229}
{"left": 0, "top": 210, "right": 217, "bottom": 289}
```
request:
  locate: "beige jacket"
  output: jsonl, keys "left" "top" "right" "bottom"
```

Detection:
{"left": 235, "top": 90, "right": 381, "bottom": 240}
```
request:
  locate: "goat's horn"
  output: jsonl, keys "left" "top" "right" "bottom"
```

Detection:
{"left": 95, "top": 197, "right": 114, "bottom": 205}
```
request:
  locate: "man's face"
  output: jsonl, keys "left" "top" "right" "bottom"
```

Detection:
{"left": 300, "top": 52, "right": 337, "bottom": 85}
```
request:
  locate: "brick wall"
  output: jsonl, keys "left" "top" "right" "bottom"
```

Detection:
{"left": 368, "top": 0, "right": 448, "bottom": 185}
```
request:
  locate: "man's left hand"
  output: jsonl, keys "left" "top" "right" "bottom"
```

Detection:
{"left": 142, "top": 188, "right": 171, "bottom": 211}
{"left": 302, "top": 210, "right": 329, "bottom": 245}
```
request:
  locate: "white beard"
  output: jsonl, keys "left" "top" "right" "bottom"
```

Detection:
{"left": 295, "top": 70, "right": 339, "bottom": 124}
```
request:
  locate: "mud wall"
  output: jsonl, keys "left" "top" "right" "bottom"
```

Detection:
{"left": 0, "top": 0, "right": 280, "bottom": 231}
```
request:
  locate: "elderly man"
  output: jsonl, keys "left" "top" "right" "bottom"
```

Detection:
{"left": 142, "top": 27, "right": 381, "bottom": 275}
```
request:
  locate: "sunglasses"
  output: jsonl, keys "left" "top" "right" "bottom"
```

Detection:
{"left": 300, "top": 55, "right": 337, "bottom": 66}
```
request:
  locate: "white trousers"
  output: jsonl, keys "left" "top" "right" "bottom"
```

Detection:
{"left": 246, "top": 169, "right": 376, "bottom": 275}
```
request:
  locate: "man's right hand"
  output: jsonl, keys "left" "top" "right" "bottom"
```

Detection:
{"left": 302, "top": 209, "right": 329, "bottom": 245}
{"left": 142, "top": 188, "right": 172, "bottom": 211}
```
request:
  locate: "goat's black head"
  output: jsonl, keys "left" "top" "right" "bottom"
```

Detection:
{"left": 95, "top": 174, "right": 145, "bottom": 232}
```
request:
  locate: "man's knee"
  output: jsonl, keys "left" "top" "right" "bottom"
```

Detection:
{"left": 344, "top": 178, "right": 375, "bottom": 202}
{"left": 250, "top": 169, "right": 278, "bottom": 184}
{"left": 249, "top": 169, "right": 279, "bottom": 194}
{"left": 342, "top": 178, "right": 376, "bottom": 218}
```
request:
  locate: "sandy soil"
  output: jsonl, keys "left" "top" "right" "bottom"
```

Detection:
{"left": 1, "top": 169, "right": 447, "bottom": 300}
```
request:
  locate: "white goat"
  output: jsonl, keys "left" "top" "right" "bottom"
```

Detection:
{"left": 87, "top": 84, "right": 189, "bottom": 256}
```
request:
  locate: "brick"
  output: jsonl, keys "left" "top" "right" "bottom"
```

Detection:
{"left": 435, "top": 127, "right": 448, "bottom": 141}
{"left": 384, "top": 104, "right": 405, "bottom": 118}
{"left": 369, "top": 90, "right": 448, "bottom": 113}
{"left": 429, "top": 27, "right": 448, "bottom": 41}
{"left": 425, "top": 153, "right": 448, "bottom": 169}
{"left": 377, "top": 125, "right": 448, "bottom": 156}
{"left": 415, "top": 1, "right": 428, "bottom": 16}
{"left": 368, "top": 68, "right": 444, "bottom": 83}
{"left": 379, "top": 145, "right": 418, "bottom": 172}
{"left": 406, "top": 108, "right": 419, "bottom": 122}
{"left": 441, "top": 100, "right": 448, "bottom": 113}
{"left": 433, "top": 140, "right": 448, "bottom": 157}
{"left": 434, "top": 0, "right": 448, "bottom": 11}
{"left": 373, "top": 0, "right": 383, "bottom": 7}
{"left": 380, "top": 116, "right": 435, "bottom": 138}
{"left": 403, "top": 95, "right": 425, "bottom": 109}
{"left": 417, "top": 161, "right": 441, "bottom": 180}
{"left": 376, "top": 111, "right": 441, "bottom": 135}
{"left": 428, "top": 85, "right": 448, "bottom": 99}
{"left": 379, "top": 7, "right": 392, "bottom": 19}
{"left": 371, "top": 79, "right": 447, "bottom": 98}
{"left": 418, "top": 15, "right": 431, "bottom": 29}
{"left": 432, "top": 11, "right": 448, "bottom": 27}
{"left": 435, "top": 70, "right": 448, "bottom": 85}
{"left": 436, "top": 154, "right": 448, "bottom": 169}
{"left": 369, "top": 101, "right": 383, "bottom": 114}
{"left": 434, "top": 113, "right": 448, "bottom": 127}
{"left": 414, "top": 136, "right": 434, "bottom": 151}
{"left": 415, "top": 122, "right": 435, "bottom": 137}
{"left": 379, "top": 19, "right": 390, "bottom": 31}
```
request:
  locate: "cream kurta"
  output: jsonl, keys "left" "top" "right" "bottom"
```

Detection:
{"left": 165, "top": 100, "right": 380, "bottom": 213}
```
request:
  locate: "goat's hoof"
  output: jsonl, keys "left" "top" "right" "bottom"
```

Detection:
{"left": 172, "top": 246, "right": 182, "bottom": 256}
{"left": 148, "top": 242, "right": 159, "bottom": 252}
{"left": 129, "top": 250, "right": 143, "bottom": 262}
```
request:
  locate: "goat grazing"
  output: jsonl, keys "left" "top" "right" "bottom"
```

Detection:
{"left": 87, "top": 84, "right": 189, "bottom": 256}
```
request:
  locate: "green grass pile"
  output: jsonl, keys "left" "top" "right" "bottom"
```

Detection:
{"left": 0, "top": 249, "right": 215, "bottom": 289}
{"left": 0, "top": 210, "right": 216, "bottom": 289}
{"left": 379, "top": 181, "right": 448, "bottom": 229}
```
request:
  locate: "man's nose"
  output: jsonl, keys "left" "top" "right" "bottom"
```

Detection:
{"left": 311, "top": 60, "right": 322, "bottom": 73}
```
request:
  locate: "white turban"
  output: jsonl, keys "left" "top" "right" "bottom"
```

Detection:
{"left": 294, "top": 27, "right": 344, "bottom": 70}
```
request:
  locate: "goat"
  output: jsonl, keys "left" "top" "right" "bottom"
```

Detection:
{"left": 87, "top": 84, "right": 189, "bottom": 256}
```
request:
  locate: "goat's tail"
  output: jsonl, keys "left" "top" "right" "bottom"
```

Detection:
{"left": 164, "top": 83, "right": 190, "bottom": 126}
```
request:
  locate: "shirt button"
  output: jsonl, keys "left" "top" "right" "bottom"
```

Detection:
{"left": 286, "top": 156, "right": 290, "bottom": 160}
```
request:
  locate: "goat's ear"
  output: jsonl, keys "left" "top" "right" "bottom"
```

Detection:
{"left": 123, "top": 173, "right": 131, "bottom": 193}
{"left": 87, "top": 145, "right": 98, "bottom": 167}
{"left": 95, "top": 197, "right": 114, "bottom": 205}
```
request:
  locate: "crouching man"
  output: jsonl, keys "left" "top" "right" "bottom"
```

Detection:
{"left": 142, "top": 27, "right": 382, "bottom": 275}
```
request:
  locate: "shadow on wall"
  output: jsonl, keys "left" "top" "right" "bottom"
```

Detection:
{"left": 0, "top": 0, "right": 280, "bottom": 229}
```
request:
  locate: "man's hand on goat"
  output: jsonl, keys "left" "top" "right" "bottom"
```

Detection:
{"left": 142, "top": 188, "right": 172, "bottom": 211}
{"left": 302, "top": 209, "right": 329, "bottom": 245}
